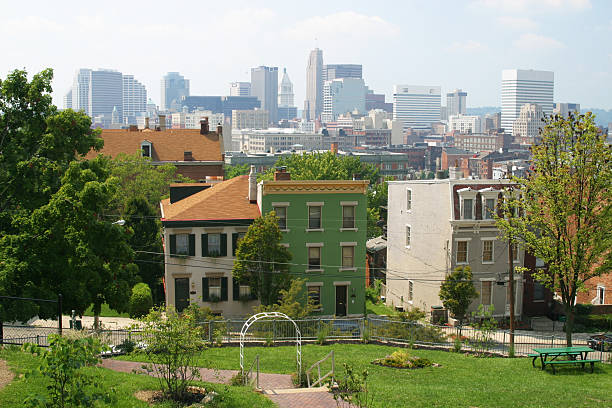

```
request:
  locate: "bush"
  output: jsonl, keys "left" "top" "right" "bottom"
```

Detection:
{"left": 573, "top": 314, "right": 612, "bottom": 331}
{"left": 372, "top": 350, "right": 433, "bottom": 369}
{"left": 365, "top": 279, "right": 383, "bottom": 303}
{"left": 129, "top": 282, "right": 153, "bottom": 318}
{"left": 397, "top": 307, "right": 426, "bottom": 322}
{"left": 317, "top": 323, "right": 332, "bottom": 345}
{"left": 377, "top": 320, "right": 446, "bottom": 344}
{"left": 332, "top": 363, "right": 375, "bottom": 408}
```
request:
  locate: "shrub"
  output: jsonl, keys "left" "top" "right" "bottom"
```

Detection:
{"left": 333, "top": 363, "right": 375, "bottom": 408}
{"left": 397, "top": 307, "right": 426, "bottom": 322}
{"left": 377, "top": 320, "right": 446, "bottom": 344}
{"left": 365, "top": 279, "right": 383, "bottom": 303}
{"left": 471, "top": 304, "right": 498, "bottom": 355}
{"left": 316, "top": 322, "right": 332, "bottom": 345}
{"left": 372, "top": 350, "right": 433, "bottom": 369}
{"left": 573, "top": 314, "right": 612, "bottom": 331}
{"left": 23, "top": 334, "right": 115, "bottom": 408}
{"left": 129, "top": 282, "right": 153, "bottom": 318}
{"left": 116, "top": 338, "right": 136, "bottom": 354}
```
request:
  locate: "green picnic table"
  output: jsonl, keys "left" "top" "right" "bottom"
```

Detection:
{"left": 530, "top": 346, "right": 600, "bottom": 374}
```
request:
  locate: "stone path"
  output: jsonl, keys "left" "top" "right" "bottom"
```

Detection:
{"left": 100, "top": 359, "right": 337, "bottom": 407}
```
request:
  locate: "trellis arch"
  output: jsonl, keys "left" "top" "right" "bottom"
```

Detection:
{"left": 240, "top": 312, "right": 302, "bottom": 377}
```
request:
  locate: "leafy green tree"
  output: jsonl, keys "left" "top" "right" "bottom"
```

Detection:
{"left": 233, "top": 211, "right": 292, "bottom": 306}
{"left": 439, "top": 266, "right": 479, "bottom": 326}
{"left": 129, "top": 282, "right": 153, "bottom": 318}
{"left": 123, "top": 197, "right": 164, "bottom": 303}
{"left": 224, "top": 163, "right": 250, "bottom": 179}
{"left": 496, "top": 112, "right": 612, "bottom": 345}
{"left": 255, "top": 278, "right": 316, "bottom": 318}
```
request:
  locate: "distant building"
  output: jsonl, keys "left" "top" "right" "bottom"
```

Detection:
{"left": 448, "top": 114, "right": 482, "bottom": 134}
{"left": 229, "top": 82, "right": 251, "bottom": 97}
{"left": 171, "top": 110, "right": 224, "bottom": 129}
{"left": 278, "top": 68, "right": 297, "bottom": 120}
{"left": 179, "top": 96, "right": 260, "bottom": 117}
{"left": 454, "top": 131, "right": 512, "bottom": 153}
{"left": 305, "top": 48, "right": 324, "bottom": 121}
{"left": 323, "top": 64, "right": 362, "bottom": 81}
{"left": 553, "top": 102, "right": 580, "bottom": 117}
{"left": 512, "top": 103, "right": 545, "bottom": 145}
{"left": 123, "top": 75, "right": 147, "bottom": 125}
{"left": 251, "top": 66, "right": 278, "bottom": 124}
{"left": 70, "top": 68, "right": 123, "bottom": 125}
{"left": 232, "top": 109, "right": 269, "bottom": 130}
{"left": 447, "top": 89, "right": 467, "bottom": 116}
{"left": 501, "top": 69, "right": 553, "bottom": 136}
{"left": 232, "top": 128, "right": 324, "bottom": 153}
{"left": 483, "top": 113, "right": 501, "bottom": 132}
{"left": 393, "top": 85, "right": 441, "bottom": 131}
{"left": 366, "top": 91, "right": 393, "bottom": 113}
{"left": 322, "top": 78, "right": 366, "bottom": 123}
{"left": 161, "top": 72, "right": 190, "bottom": 112}
{"left": 63, "top": 89, "right": 72, "bottom": 110}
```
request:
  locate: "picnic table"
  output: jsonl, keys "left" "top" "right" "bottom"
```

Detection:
{"left": 530, "top": 346, "right": 600, "bottom": 374}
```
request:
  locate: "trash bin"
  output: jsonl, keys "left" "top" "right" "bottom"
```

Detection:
{"left": 431, "top": 306, "right": 447, "bottom": 324}
{"left": 69, "top": 320, "right": 83, "bottom": 330}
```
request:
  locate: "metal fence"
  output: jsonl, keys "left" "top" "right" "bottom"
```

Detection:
{"left": 2, "top": 317, "right": 610, "bottom": 362}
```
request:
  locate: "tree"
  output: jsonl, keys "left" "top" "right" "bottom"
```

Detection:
{"left": 439, "top": 266, "right": 479, "bottom": 326}
{"left": 224, "top": 163, "right": 250, "bottom": 179}
{"left": 496, "top": 112, "right": 612, "bottom": 345}
{"left": 255, "top": 278, "right": 317, "bottom": 318}
{"left": 129, "top": 282, "right": 153, "bottom": 318}
{"left": 123, "top": 197, "right": 164, "bottom": 303}
{"left": 233, "top": 211, "right": 292, "bottom": 306}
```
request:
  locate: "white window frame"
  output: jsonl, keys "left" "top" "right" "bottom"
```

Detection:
{"left": 480, "top": 279, "right": 495, "bottom": 308}
{"left": 406, "top": 189, "right": 412, "bottom": 211}
{"left": 140, "top": 140, "right": 152, "bottom": 158}
{"left": 176, "top": 233, "right": 190, "bottom": 255}
{"left": 306, "top": 242, "right": 323, "bottom": 271}
{"left": 455, "top": 238, "right": 471, "bottom": 265}
{"left": 408, "top": 280, "right": 414, "bottom": 303}
{"left": 207, "top": 233, "right": 221, "bottom": 255}
{"left": 597, "top": 285, "right": 606, "bottom": 305}
{"left": 405, "top": 225, "right": 412, "bottom": 248}
{"left": 307, "top": 202, "right": 324, "bottom": 232}
{"left": 273, "top": 206, "right": 288, "bottom": 231}
{"left": 481, "top": 238, "right": 496, "bottom": 264}
{"left": 340, "top": 242, "right": 357, "bottom": 270}
{"left": 479, "top": 188, "right": 501, "bottom": 220}
{"left": 457, "top": 188, "right": 477, "bottom": 221}
{"left": 511, "top": 243, "right": 520, "bottom": 263}
{"left": 208, "top": 277, "right": 222, "bottom": 299}
{"left": 340, "top": 201, "right": 358, "bottom": 231}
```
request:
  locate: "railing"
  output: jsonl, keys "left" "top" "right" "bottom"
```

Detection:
{"left": 307, "top": 350, "right": 334, "bottom": 388}
{"left": 244, "top": 354, "right": 260, "bottom": 389}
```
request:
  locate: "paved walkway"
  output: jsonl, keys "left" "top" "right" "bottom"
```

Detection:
{"left": 100, "top": 359, "right": 337, "bottom": 407}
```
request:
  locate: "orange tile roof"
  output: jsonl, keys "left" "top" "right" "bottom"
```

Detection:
{"left": 85, "top": 128, "right": 223, "bottom": 162}
{"left": 161, "top": 175, "right": 260, "bottom": 221}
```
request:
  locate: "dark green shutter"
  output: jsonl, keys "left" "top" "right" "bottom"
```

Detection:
{"left": 169, "top": 234, "right": 177, "bottom": 256}
{"left": 202, "top": 278, "right": 209, "bottom": 301}
{"left": 220, "top": 234, "right": 228, "bottom": 257}
{"left": 188, "top": 234, "right": 195, "bottom": 256}
{"left": 232, "top": 278, "right": 240, "bottom": 300}
{"left": 221, "top": 277, "right": 228, "bottom": 301}
{"left": 201, "top": 234, "right": 208, "bottom": 256}
{"left": 232, "top": 233, "right": 239, "bottom": 256}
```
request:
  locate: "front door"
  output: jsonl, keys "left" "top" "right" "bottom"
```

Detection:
{"left": 175, "top": 278, "right": 190, "bottom": 312}
{"left": 335, "top": 285, "right": 347, "bottom": 317}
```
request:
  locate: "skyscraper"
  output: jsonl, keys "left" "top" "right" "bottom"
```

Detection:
{"left": 323, "top": 64, "right": 362, "bottom": 81}
{"left": 251, "top": 66, "right": 278, "bottom": 124}
{"left": 161, "top": 72, "right": 190, "bottom": 112}
{"left": 322, "top": 78, "right": 366, "bottom": 123}
{"left": 393, "top": 85, "right": 441, "bottom": 130}
{"left": 123, "top": 75, "right": 147, "bottom": 125}
{"left": 513, "top": 103, "right": 545, "bottom": 145}
{"left": 71, "top": 68, "right": 92, "bottom": 114}
{"left": 305, "top": 48, "right": 323, "bottom": 121}
{"left": 230, "top": 82, "right": 251, "bottom": 97}
{"left": 501, "top": 69, "right": 554, "bottom": 136}
{"left": 278, "top": 68, "right": 297, "bottom": 120}
{"left": 63, "top": 89, "right": 72, "bottom": 110}
{"left": 446, "top": 89, "right": 467, "bottom": 116}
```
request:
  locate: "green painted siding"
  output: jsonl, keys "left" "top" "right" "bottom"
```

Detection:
{"left": 261, "top": 189, "right": 367, "bottom": 316}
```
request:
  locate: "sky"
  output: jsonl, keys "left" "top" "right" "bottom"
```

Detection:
{"left": 2, "top": 0, "right": 611, "bottom": 110}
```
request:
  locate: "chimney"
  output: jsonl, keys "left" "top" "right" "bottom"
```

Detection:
{"left": 184, "top": 151, "right": 193, "bottom": 161}
{"left": 274, "top": 166, "right": 291, "bottom": 181}
{"left": 217, "top": 124, "right": 223, "bottom": 135}
{"left": 248, "top": 165, "right": 257, "bottom": 202}
{"left": 330, "top": 142, "right": 338, "bottom": 154}
{"left": 145, "top": 117, "right": 150, "bottom": 129}
{"left": 159, "top": 115, "right": 166, "bottom": 131}
{"left": 200, "top": 117, "right": 210, "bottom": 135}
{"left": 129, "top": 125, "right": 138, "bottom": 132}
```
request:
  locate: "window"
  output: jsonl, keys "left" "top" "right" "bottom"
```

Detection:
{"left": 308, "top": 206, "right": 322, "bottom": 229}
{"left": 142, "top": 145, "right": 151, "bottom": 158}
{"left": 342, "top": 246, "right": 354, "bottom": 268}
{"left": 406, "top": 189, "right": 412, "bottom": 211}
{"left": 208, "top": 234, "right": 221, "bottom": 255}
{"left": 598, "top": 286, "right": 606, "bottom": 304}
{"left": 462, "top": 199, "right": 473, "bottom": 220}
{"left": 239, "top": 285, "right": 251, "bottom": 297}
{"left": 481, "top": 281, "right": 492, "bottom": 305}
{"left": 208, "top": 277, "right": 222, "bottom": 299}
{"left": 274, "top": 207, "right": 287, "bottom": 230}
{"left": 405, "top": 226, "right": 411, "bottom": 247}
{"left": 482, "top": 240, "right": 494, "bottom": 263}
{"left": 342, "top": 206, "right": 355, "bottom": 229}
{"left": 308, "top": 247, "right": 321, "bottom": 269}
{"left": 308, "top": 286, "right": 321, "bottom": 308}
{"left": 484, "top": 198, "right": 495, "bottom": 219}
{"left": 457, "top": 241, "right": 468, "bottom": 264}
{"left": 533, "top": 282, "right": 545, "bottom": 301}
{"left": 408, "top": 281, "right": 413, "bottom": 302}
{"left": 176, "top": 234, "right": 189, "bottom": 255}
{"left": 511, "top": 243, "right": 520, "bottom": 262}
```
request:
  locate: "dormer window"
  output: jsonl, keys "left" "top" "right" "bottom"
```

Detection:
{"left": 457, "top": 187, "right": 477, "bottom": 220}
{"left": 479, "top": 187, "right": 501, "bottom": 220}
{"left": 141, "top": 140, "right": 152, "bottom": 158}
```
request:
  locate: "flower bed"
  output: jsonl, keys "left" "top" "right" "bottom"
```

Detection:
{"left": 371, "top": 350, "right": 435, "bottom": 369}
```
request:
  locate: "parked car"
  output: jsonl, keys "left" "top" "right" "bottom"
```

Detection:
{"left": 587, "top": 333, "right": 612, "bottom": 351}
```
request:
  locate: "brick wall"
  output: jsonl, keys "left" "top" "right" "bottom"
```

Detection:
{"left": 576, "top": 272, "right": 612, "bottom": 305}
{"left": 175, "top": 164, "right": 224, "bottom": 181}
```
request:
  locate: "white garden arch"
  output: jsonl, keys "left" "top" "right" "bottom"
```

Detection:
{"left": 240, "top": 312, "right": 302, "bottom": 377}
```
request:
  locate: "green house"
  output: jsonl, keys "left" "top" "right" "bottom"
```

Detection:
{"left": 258, "top": 169, "right": 369, "bottom": 316}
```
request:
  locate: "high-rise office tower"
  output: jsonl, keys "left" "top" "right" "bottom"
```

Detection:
{"left": 305, "top": 48, "right": 323, "bottom": 121}
{"left": 230, "top": 82, "right": 251, "bottom": 97}
{"left": 501, "top": 69, "right": 553, "bottom": 136}
{"left": 122, "top": 75, "right": 147, "bottom": 125}
{"left": 322, "top": 78, "right": 366, "bottom": 123}
{"left": 278, "top": 68, "right": 297, "bottom": 120}
{"left": 63, "top": 89, "right": 72, "bottom": 110}
{"left": 446, "top": 89, "right": 467, "bottom": 116}
{"left": 553, "top": 102, "right": 580, "bottom": 117}
{"left": 71, "top": 68, "right": 92, "bottom": 114}
{"left": 251, "top": 66, "right": 278, "bottom": 124}
{"left": 323, "top": 64, "right": 362, "bottom": 81}
{"left": 89, "top": 70, "right": 123, "bottom": 122}
{"left": 161, "top": 72, "right": 190, "bottom": 112}
{"left": 393, "top": 85, "right": 441, "bottom": 130}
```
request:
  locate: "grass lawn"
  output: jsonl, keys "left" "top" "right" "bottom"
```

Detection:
{"left": 366, "top": 299, "right": 397, "bottom": 316}
{"left": 119, "top": 343, "right": 612, "bottom": 408}
{"left": 82, "top": 303, "right": 130, "bottom": 318}
{"left": 0, "top": 347, "right": 273, "bottom": 407}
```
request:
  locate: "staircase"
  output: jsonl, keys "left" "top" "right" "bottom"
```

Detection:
{"left": 530, "top": 316, "right": 563, "bottom": 332}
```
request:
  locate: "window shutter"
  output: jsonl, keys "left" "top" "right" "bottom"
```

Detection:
{"left": 232, "top": 233, "right": 239, "bottom": 256}
{"left": 169, "top": 234, "right": 177, "bottom": 256}
{"left": 188, "top": 234, "right": 195, "bottom": 256}
{"left": 221, "top": 277, "right": 228, "bottom": 301}
{"left": 202, "top": 278, "right": 209, "bottom": 301}
{"left": 201, "top": 234, "right": 208, "bottom": 256}
{"left": 232, "top": 277, "right": 240, "bottom": 300}
{"left": 220, "top": 234, "right": 228, "bottom": 257}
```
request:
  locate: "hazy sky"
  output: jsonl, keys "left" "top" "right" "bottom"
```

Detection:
{"left": 2, "top": 0, "right": 611, "bottom": 109}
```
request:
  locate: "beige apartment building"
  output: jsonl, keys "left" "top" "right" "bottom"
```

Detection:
{"left": 232, "top": 109, "right": 269, "bottom": 130}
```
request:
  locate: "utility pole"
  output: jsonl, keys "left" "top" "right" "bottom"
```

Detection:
{"left": 506, "top": 165, "right": 515, "bottom": 355}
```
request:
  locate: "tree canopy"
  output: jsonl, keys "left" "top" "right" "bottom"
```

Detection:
{"left": 496, "top": 112, "right": 612, "bottom": 345}
{"left": 439, "top": 266, "right": 479, "bottom": 325}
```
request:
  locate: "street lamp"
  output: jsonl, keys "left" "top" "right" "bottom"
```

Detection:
{"left": 112, "top": 219, "right": 126, "bottom": 226}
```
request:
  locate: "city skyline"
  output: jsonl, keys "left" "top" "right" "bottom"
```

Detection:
{"left": 2, "top": 0, "right": 611, "bottom": 111}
